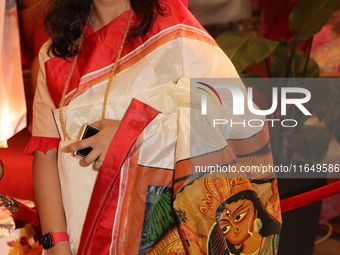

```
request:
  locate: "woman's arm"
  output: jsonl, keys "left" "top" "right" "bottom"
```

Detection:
{"left": 33, "top": 148, "right": 72, "bottom": 255}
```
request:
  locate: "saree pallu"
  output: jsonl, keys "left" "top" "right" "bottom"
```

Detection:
{"left": 28, "top": 1, "right": 281, "bottom": 254}
{"left": 55, "top": 37, "right": 281, "bottom": 255}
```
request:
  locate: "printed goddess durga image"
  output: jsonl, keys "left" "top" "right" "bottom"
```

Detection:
{"left": 208, "top": 190, "right": 281, "bottom": 255}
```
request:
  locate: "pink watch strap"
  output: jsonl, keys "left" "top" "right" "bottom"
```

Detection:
{"left": 52, "top": 232, "right": 69, "bottom": 244}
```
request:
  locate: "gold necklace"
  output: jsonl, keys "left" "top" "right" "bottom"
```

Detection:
{"left": 59, "top": 7, "right": 134, "bottom": 140}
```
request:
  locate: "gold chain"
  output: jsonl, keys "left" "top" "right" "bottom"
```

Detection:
{"left": 102, "top": 10, "right": 133, "bottom": 120}
{"left": 59, "top": 8, "right": 134, "bottom": 140}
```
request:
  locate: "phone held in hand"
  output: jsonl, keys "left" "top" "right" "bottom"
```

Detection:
{"left": 74, "top": 124, "right": 100, "bottom": 158}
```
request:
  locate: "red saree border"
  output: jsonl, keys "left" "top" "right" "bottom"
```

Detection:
{"left": 114, "top": 164, "right": 175, "bottom": 254}
{"left": 44, "top": 0, "right": 209, "bottom": 108}
{"left": 77, "top": 98, "right": 160, "bottom": 255}
{"left": 64, "top": 25, "right": 216, "bottom": 105}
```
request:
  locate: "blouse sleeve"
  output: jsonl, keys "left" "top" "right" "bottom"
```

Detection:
{"left": 25, "top": 41, "right": 61, "bottom": 155}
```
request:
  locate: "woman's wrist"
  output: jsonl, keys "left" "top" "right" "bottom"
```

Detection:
{"left": 41, "top": 231, "right": 69, "bottom": 250}
{"left": 46, "top": 241, "right": 72, "bottom": 255}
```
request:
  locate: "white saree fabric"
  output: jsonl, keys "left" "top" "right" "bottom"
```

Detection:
{"left": 0, "top": 1, "right": 26, "bottom": 146}
{"left": 34, "top": 28, "right": 266, "bottom": 253}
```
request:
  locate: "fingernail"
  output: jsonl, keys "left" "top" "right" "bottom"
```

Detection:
{"left": 62, "top": 148, "right": 69, "bottom": 153}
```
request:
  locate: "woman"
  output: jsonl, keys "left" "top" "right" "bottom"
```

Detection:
{"left": 208, "top": 190, "right": 281, "bottom": 255}
{"left": 26, "top": 0, "right": 280, "bottom": 254}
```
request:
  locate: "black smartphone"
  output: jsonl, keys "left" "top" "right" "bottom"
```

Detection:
{"left": 74, "top": 124, "right": 100, "bottom": 158}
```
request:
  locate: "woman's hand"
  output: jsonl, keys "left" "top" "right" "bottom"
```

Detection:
{"left": 62, "top": 119, "right": 121, "bottom": 170}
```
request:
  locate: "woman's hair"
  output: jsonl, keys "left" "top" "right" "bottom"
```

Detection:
{"left": 208, "top": 190, "right": 281, "bottom": 255}
{"left": 44, "top": 0, "right": 167, "bottom": 58}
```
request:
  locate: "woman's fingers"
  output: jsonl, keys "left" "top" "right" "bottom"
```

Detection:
{"left": 62, "top": 119, "right": 121, "bottom": 169}
{"left": 92, "top": 158, "right": 104, "bottom": 171}
{"left": 62, "top": 138, "right": 93, "bottom": 154}
{"left": 91, "top": 119, "right": 121, "bottom": 130}
{"left": 79, "top": 150, "right": 100, "bottom": 167}
{"left": 91, "top": 120, "right": 102, "bottom": 129}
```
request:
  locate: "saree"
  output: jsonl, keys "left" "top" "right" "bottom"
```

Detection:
{"left": 26, "top": 0, "right": 281, "bottom": 254}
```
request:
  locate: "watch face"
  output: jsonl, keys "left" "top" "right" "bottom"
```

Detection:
{"left": 41, "top": 233, "right": 53, "bottom": 249}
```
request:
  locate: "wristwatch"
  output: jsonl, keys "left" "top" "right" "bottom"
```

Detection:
{"left": 41, "top": 232, "right": 69, "bottom": 250}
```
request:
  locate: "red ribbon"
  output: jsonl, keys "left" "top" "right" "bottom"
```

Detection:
{"left": 280, "top": 180, "right": 340, "bottom": 213}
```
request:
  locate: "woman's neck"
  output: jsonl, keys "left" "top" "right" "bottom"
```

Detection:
{"left": 91, "top": 0, "right": 131, "bottom": 31}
